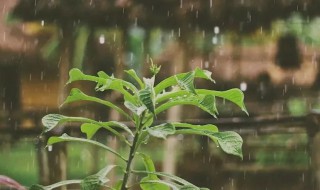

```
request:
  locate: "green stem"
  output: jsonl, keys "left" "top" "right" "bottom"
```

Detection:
{"left": 120, "top": 114, "right": 144, "bottom": 190}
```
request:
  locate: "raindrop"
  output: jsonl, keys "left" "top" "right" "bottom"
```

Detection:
{"left": 29, "top": 74, "right": 32, "bottom": 81}
{"left": 212, "top": 36, "right": 218, "bottom": 45}
{"left": 130, "top": 52, "right": 134, "bottom": 61}
{"left": 99, "top": 34, "right": 105, "bottom": 44}
{"left": 178, "top": 27, "right": 181, "bottom": 37}
{"left": 214, "top": 26, "right": 220, "bottom": 34}
{"left": 41, "top": 71, "right": 44, "bottom": 80}
{"left": 41, "top": 20, "right": 44, "bottom": 27}
{"left": 180, "top": 0, "right": 183, "bottom": 8}
{"left": 204, "top": 61, "right": 209, "bottom": 69}
{"left": 48, "top": 145, "right": 53, "bottom": 152}
{"left": 113, "top": 33, "right": 116, "bottom": 42}
{"left": 210, "top": 0, "right": 213, "bottom": 8}
{"left": 240, "top": 82, "right": 247, "bottom": 91}
{"left": 3, "top": 32, "right": 6, "bottom": 42}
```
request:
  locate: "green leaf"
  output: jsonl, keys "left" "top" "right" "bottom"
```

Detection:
{"left": 139, "top": 87, "right": 155, "bottom": 115}
{"left": 194, "top": 68, "right": 215, "bottom": 83}
{"left": 42, "top": 114, "right": 66, "bottom": 132}
{"left": 81, "top": 121, "right": 134, "bottom": 139}
{"left": 47, "top": 133, "right": 127, "bottom": 162}
{"left": 125, "top": 69, "right": 144, "bottom": 89}
{"left": 197, "top": 89, "right": 248, "bottom": 115}
{"left": 172, "top": 123, "right": 218, "bottom": 132}
{"left": 80, "top": 165, "right": 120, "bottom": 190}
{"left": 154, "top": 68, "right": 214, "bottom": 94}
{"left": 42, "top": 114, "right": 130, "bottom": 145}
{"left": 132, "top": 170, "right": 195, "bottom": 187}
{"left": 140, "top": 178, "right": 177, "bottom": 190}
{"left": 96, "top": 165, "right": 119, "bottom": 180}
{"left": 80, "top": 123, "right": 100, "bottom": 139}
{"left": 175, "top": 129, "right": 243, "bottom": 159}
{"left": 147, "top": 123, "right": 175, "bottom": 139}
{"left": 212, "top": 131, "right": 243, "bottom": 159}
{"left": 67, "top": 69, "right": 137, "bottom": 103}
{"left": 137, "top": 152, "right": 156, "bottom": 172}
{"left": 199, "top": 95, "right": 217, "bottom": 117}
{"left": 81, "top": 175, "right": 101, "bottom": 190}
{"left": 137, "top": 153, "right": 170, "bottom": 190}
{"left": 175, "top": 71, "right": 196, "bottom": 94}
{"left": 62, "top": 88, "right": 131, "bottom": 120}
{"left": 67, "top": 68, "right": 87, "bottom": 84}
{"left": 156, "top": 95, "right": 218, "bottom": 117}
{"left": 105, "top": 121, "right": 134, "bottom": 137}
{"left": 124, "top": 101, "right": 147, "bottom": 116}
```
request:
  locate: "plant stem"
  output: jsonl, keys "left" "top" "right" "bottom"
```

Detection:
{"left": 120, "top": 116, "right": 143, "bottom": 190}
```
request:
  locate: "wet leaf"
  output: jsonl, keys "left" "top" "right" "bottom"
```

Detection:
{"left": 125, "top": 69, "right": 144, "bottom": 88}
{"left": 47, "top": 133, "right": 127, "bottom": 161}
{"left": 137, "top": 153, "right": 170, "bottom": 190}
{"left": 81, "top": 175, "right": 101, "bottom": 190}
{"left": 147, "top": 123, "right": 175, "bottom": 139}
{"left": 42, "top": 114, "right": 66, "bottom": 132}
{"left": 124, "top": 101, "right": 147, "bottom": 116}
{"left": 175, "top": 129, "right": 242, "bottom": 159}
{"left": 156, "top": 94, "right": 218, "bottom": 117}
{"left": 197, "top": 89, "right": 248, "bottom": 115}
{"left": 176, "top": 71, "right": 196, "bottom": 94}
{"left": 139, "top": 87, "right": 155, "bottom": 115}
{"left": 62, "top": 88, "right": 131, "bottom": 119}
{"left": 212, "top": 131, "right": 243, "bottom": 159}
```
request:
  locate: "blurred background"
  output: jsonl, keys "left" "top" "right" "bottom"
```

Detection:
{"left": 2, "top": 0, "right": 320, "bottom": 189}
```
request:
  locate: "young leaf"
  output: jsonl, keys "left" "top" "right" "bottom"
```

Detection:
{"left": 146, "top": 123, "right": 175, "bottom": 139}
{"left": 194, "top": 68, "right": 215, "bottom": 83}
{"left": 125, "top": 69, "right": 144, "bottom": 89}
{"left": 67, "top": 69, "right": 137, "bottom": 103}
{"left": 124, "top": 101, "right": 147, "bottom": 116}
{"left": 199, "top": 95, "right": 218, "bottom": 117}
{"left": 42, "top": 114, "right": 66, "bottom": 132}
{"left": 139, "top": 87, "right": 155, "bottom": 116}
{"left": 62, "top": 88, "right": 131, "bottom": 120}
{"left": 175, "top": 71, "right": 196, "bottom": 94}
{"left": 47, "top": 133, "right": 127, "bottom": 162}
{"left": 154, "top": 68, "right": 214, "bottom": 94}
